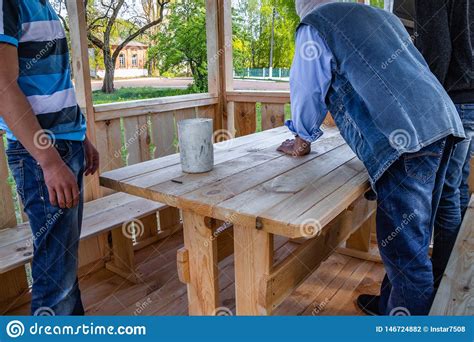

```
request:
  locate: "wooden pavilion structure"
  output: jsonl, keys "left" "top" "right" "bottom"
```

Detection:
{"left": 0, "top": 0, "right": 470, "bottom": 316}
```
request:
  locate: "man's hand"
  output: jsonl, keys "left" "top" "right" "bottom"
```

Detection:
{"left": 84, "top": 137, "right": 99, "bottom": 176}
{"left": 277, "top": 136, "right": 311, "bottom": 156}
{"left": 42, "top": 159, "right": 80, "bottom": 209}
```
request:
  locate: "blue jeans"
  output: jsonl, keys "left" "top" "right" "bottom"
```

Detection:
{"left": 7, "top": 140, "right": 85, "bottom": 316}
{"left": 456, "top": 104, "right": 474, "bottom": 216}
{"left": 376, "top": 137, "right": 453, "bottom": 315}
{"left": 432, "top": 104, "right": 474, "bottom": 289}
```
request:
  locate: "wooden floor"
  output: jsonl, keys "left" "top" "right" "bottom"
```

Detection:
{"left": 6, "top": 229, "right": 384, "bottom": 316}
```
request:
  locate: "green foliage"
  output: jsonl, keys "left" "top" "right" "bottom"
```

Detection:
{"left": 233, "top": 0, "right": 299, "bottom": 69}
{"left": 150, "top": 0, "right": 209, "bottom": 92}
{"left": 92, "top": 87, "right": 194, "bottom": 105}
{"left": 370, "top": 0, "right": 385, "bottom": 8}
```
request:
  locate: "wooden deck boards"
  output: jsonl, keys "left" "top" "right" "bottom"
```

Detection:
{"left": 6, "top": 229, "right": 384, "bottom": 316}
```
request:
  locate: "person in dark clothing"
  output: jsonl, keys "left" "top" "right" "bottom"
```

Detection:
{"left": 415, "top": 0, "right": 474, "bottom": 289}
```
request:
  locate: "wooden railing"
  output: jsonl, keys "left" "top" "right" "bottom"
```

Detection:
{"left": 228, "top": 90, "right": 291, "bottom": 137}
{"left": 227, "top": 90, "right": 335, "bottom": 137}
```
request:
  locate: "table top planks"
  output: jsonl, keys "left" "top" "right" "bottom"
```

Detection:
{"left": 100, "top": 126, "right": 370, "bottom": 238}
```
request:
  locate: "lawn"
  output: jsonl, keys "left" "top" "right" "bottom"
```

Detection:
{"left": 92, "top": 87, "right": 196, "bottom": 105}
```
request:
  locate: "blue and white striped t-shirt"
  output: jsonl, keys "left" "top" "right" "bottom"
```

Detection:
{"left": 0, "top": 0, "right": 86, "bottom": 141}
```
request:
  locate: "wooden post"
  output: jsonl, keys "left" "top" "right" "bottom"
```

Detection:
{"left": 345, "top": 213, "right": 375, "bottom": 253}
{"left": 233, "top": 222, "right": 273, "bottom": 315}
{"left": 67, "top": 0, "right": 101, "bottom": 201}
{"left": 0, "top": 132, "right": 17, "bottom": 229}
{"left": 181, "top": 210, "right": 220, "bottom": 315}
{"left": 205, "top": 0, "right": 234, "bottom": 133}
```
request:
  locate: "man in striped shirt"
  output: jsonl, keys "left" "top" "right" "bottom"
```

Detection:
{"left": 0, "top": 0, "right": 99, "bottom": 315}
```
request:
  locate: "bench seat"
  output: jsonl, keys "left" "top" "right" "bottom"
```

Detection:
{"left": 430, "top": 196, "right": 474, "bottom": 315}
{"left": 0, "top": 192, "right": 167, "bottom": 274}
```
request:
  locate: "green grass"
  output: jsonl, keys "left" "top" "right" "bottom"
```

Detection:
{"left": 92, "top": 87, "right": 196, "bottom": 105}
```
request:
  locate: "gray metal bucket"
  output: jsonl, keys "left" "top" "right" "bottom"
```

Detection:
{"left": 177, "top": 118, "right": 214, "bottom": 173}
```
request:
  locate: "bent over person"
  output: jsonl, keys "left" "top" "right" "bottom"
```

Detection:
{"left": 0, "top": 0, "right": 99, "bottom": 315}
{"left": 278, "top": 1, "right": 465, "bottom": 315}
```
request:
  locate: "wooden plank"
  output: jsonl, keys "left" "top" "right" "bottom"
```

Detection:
{"left": 0, "top": 266, "right": 30, "bottom": 314}
{"left": 174, "top": 108, "right": 197, "bottom": 137}
{"left": 0, "top": 193, "right": 165, "bottom": 274}
{"left": 213, "top": 140, "right": 353, "bottom": 221}
{"left": 158, "top": 206, "right": 181, "bottom": 232}
{"left": 93, "top": 94, "right": 218, "bottom": 121}
{"left": 182, "top": 134, "right": 347, "bottom": 211}
{"left": 336, "top": 245, "right": 382, "bottom": 263}
{"left": 95, "top": 119, "right": 124, "bottom": 172}
{"left": 261, "top": 103, "right": 285, "bottom": 131}
{"left": 262, "top": 195, "right": 375, "bottom": 311}
{"left": 430, "top": 197, "right": 474, "bottom": 315}
{"left": 234, "top": 102, "right": 256, "bottom": 137}
{"left": 0, "top": 134, "right": 17, "bottom": 229}
{"left": 227, "top": 90, "right": 290, "bottom": 104}
{"left": 67, "top": 0, "right": 100, "bottom": 201}
{"left": 345, "top": 213, "right": 375, "bottom": 252}
{"left": 274, "top": 253, "right": 351, "bottom": 315}
{"left": 150, "top": 111, "right": 177, "bottom": 158}
{"left": 233, "top": 220, "right": 273, "bottom": 315}
{"left": 216, "top": 224, "right": 233, "bottom": 262}
{"left": 123, "top": 115, "right": 152, "bottom": 165}
{"left": 96, "top": 119, "right": 124, "bottom": 195}
{"left": 106, "top": 227, "right": 140, "bottom": 284}
{"left": 181, "top": 210, "right": 219, "bottom": 315}
{"left": 197, "top": 105, "right": 218, "bottom": 131}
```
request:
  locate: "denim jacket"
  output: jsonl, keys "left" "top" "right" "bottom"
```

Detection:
{"left": 301, "top": 3, "right": 465, "bottom": 186}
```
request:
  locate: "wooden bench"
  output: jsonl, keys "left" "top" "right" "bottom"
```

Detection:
{"left": 430, "top": 196, "right": 474, "bottom": 315}
{"left": 0, "top": 192, "right": 181, "bottom": 314}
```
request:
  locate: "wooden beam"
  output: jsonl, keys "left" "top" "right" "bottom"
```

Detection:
{"left": 0, "top": 266, "right": 30, "bottom": 315}
{"left": 233, "top": 219, "right": 273, "bottom": 315}
{"left": 345, "top": 212, "right": 375, "bottom": 252}
{"left": 261, "top": 195, "right": 375, "bottom": 311}
{"left": 182, "top": 210, "right": 220, "bottom": 315}
{"left": 93, "top": 94, "right": 218, "bottom": 121}
{"left": 0, "top": 132, "right": 17, "bottom": 229}
{"left": 67, "top": 0, "right": 100, "bottom": 201}
{"left": 227, "top": 90, "right": 290, "bottom": 104}
{"left": 219, "top": 0, "right": 234, "bottom": 134}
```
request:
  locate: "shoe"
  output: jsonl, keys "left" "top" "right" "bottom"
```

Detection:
{"left": 356, "top": 294, "right": 380, "bottom": 316}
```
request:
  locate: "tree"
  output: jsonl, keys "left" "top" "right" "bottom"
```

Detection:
{"left": 232, "top": 0, "right": 299, "bottom": 70}
{"left": 54, "top": 0, "right": 170, "bottom": 93}
{"left": 151, "top": 0, "right": 208, "bottom": 92}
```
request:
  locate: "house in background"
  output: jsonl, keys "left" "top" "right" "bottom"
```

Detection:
{"left": 94, "top": 40, "right": 149, "bottom": 79}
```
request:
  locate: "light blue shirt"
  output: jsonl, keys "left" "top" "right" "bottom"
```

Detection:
{"left": 285, "top": 24, "right": 334, "bottom": 142}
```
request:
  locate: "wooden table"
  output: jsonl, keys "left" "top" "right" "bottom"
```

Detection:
{"left": 100, "top": 126, "right": 376, "bottom": 315}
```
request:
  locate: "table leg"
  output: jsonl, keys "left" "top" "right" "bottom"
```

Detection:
{"left": 345, "top": 213, "right": 375, "bottom": 252}
{"left": 181, "top": 209, "right": 219, "bottom": 315}
{"left": 233, "top": 223, "right": 273, "bottom": 315}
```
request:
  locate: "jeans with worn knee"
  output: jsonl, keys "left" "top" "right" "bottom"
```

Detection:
{"left": 432, "top": 104, "right": 474, "bottom": 288}
{"left": 376, "top": 137, "right": 452, "bottom": 315}
{"left": 7, "top": 140, "right": 85, "bottom": 316}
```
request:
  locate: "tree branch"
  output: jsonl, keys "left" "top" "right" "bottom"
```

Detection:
{"left": 111, "top": 0, "right": 170, "bottom": 60}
